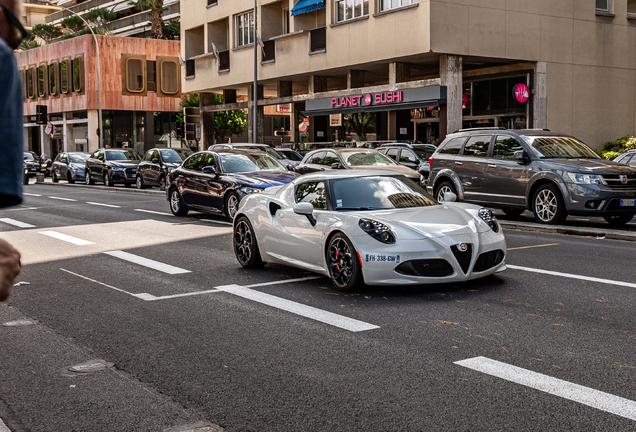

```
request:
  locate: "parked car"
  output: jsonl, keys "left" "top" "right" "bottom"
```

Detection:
{"left": 167, "top": 149, "right": 298, "bottom": 219}
{"left": 614, "top": 149, "right": 636, "bottom": 168}
{"left": 273, "top": 147, "right": 304, "bottom": 167}
{"left": 295, "top": 148, "right": 421, "bottom": 183}
{"left": 233, "top": 170, "right": 506, "bottom": 291}
{"left": 23, "top": 152, "right": 41, "bottom": 176}
{"left": 136, "top": 148, "right": 193, "bottom": 191}
{"left": 40, "top": 155, "right": 52, "bottom": 177}
{"left": 52, "top": 152, "right": 90, "bottom": 183}
{"left": 377, "top": 143, "right": 437, "bottom": 185}
{"left": 208, "top": 143, "right": 293, "bottom": 167}
{"left": 427, "top": 128, "right": 636, "bottom": 225}
{"left": 85, "top": 148, "right": 141, "bottom": 187}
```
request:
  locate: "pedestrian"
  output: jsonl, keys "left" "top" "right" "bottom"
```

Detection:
{"left": 0, "top": 0, "right": 27, "bottom": 300}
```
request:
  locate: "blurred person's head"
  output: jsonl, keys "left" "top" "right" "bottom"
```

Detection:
{"left": 0, "top": 0, "right": 27, "bottom": 50}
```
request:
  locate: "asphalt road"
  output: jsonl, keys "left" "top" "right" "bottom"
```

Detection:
{"left": 1, "top": 183, "right": 636, "bottom": 432}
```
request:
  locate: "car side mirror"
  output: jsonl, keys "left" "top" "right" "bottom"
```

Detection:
{"left": 331, "top": 163, "right": 343, "bottom": 169}
{"left": 513, "top": 150, "right": 528, "bottom": 163}
{"left": 443, "top": 191, "right": 457, "bottom": 202}
{"left": 293, "top": 202, "right": 314, "bottom": 216}
{"left": 152, "top": 158, "right": 159, "bottom": 164}
{"left": 201, "top": 166, "right": 216, "bottom": 174}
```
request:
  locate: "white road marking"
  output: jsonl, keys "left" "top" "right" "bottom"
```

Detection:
{"left": 455, "top": 356, "right": 636, "bottom": 421}
{"left": 216, "top": 284, "right": 379, "bottom": 332}
{"left": 23, "top": 193, "right": 41, "bottom": 197}
{"left": 245, "top": 275, "right": 323, "bottom": 288}
{"left": 86, "top": 202, "right": 121, "bottom": 208}
{"left": 103, "top": 250, "right": 191, "bottom": 274}
{"left": 201, "top": 219, "right": 233, "bottom": 226}
{"left": 0, "top": 218, "right": 35, "bottom": 228}
{"left": 39, "top": 231, "right": 95, "bottom": 245}
{"left": 508, "top": 265, "right": 636, "bottom": 289}
{"left": 49, "top": 196, "right": 77, "bottom": 201}
{"left": 134, "top": 209, "right": 173, "bottom": 216}
{"left": 60, "top": 268, "right": 149, "bottom": 300}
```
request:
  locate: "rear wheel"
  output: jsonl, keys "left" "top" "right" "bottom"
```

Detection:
{"left": 603, "top": 214, "right": 634, "bottom": 226}
{"left": 532, "top": 183, "right": 567, "bottom": 224}
{"left": 169, "top": 188, "right": 189, "bottom": 216}
{"left": 136, "top": 175, "right": 145, "bottom": 189}
{"left": 67, "top": 172, "right": 75, "bottom": 184}
{"left": 435, "top": 181, "right": 457, "bottom": 203}
{"left": 502, "top": 208, "right": 525, "bottom": 217}
{"left": 233, "top": 217, "right": 265, "bottom": 268}
{"left": 327, "top": 233, "right": 363, "bottom": 292}
{"left": 225, "top": 192, "right": 240, "bottom": 220}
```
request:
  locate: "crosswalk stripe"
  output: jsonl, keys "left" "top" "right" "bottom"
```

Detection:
{"left": 0, "top": 218, "right": 35, "bottom": 228}
{"left": 456, "top": 356, "right": 636, "bottom": 421}
{"left": 103, "top": 250, "right": 190, "bottom": 274}
{"left": 39, "top": 231, "right": 95, "bottom": 245}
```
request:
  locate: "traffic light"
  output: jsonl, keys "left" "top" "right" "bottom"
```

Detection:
{"left": 36, "top": 105, "right": 47, "bottom": 125}
{"left": 176, "top": 121, "right": 184, "bottom": 139}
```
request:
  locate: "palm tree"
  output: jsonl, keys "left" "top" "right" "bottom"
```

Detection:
{"left": 128, "top": 0, "right": 164, "bottom": 39}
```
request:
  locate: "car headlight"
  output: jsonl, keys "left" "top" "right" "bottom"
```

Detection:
{"left": 358, "top": 218, "right": 396, "bottom": 244}
{"left": 240, "top": 186, "right": 264, "bottom": 194}
{"left": 567, "top": 172, "right": 604, "bottom": 185}
{"left": 111, "top": 167, "right": 124, "bottom": 173}
{"left": 478, "top": 208, "right": 500, "bottom": 233}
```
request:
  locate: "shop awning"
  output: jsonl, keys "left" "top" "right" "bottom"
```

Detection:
{"left": 291, "top": 0, "right": 325, "bottom": 16}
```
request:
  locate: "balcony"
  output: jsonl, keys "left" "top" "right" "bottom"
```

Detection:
{"left": 46, "top": 0, "right": 116, "bottom": 23}
{"left": 105, "top": 2, "right": 179, "bottom": 34}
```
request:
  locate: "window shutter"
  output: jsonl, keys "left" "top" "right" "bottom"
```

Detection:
{"left": 156, "top": 57, "right": 181, "bottom": 98}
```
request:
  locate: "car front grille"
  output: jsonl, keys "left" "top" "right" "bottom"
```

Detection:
{"left": 395, "top": 259, "right": 454, "bottom": 277}
{"left": 473, "top": 250, "right": 505, "bottom": 272}
{"left": 602, "top": 174, "right": 636, "bottom": 189}
{"left": 451, "top": 243, "right": 473, "bottom": 274}
{"left": 124, "top": 168, "right": 137, "bottom": 178}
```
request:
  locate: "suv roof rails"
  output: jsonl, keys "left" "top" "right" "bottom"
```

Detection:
{"left": 521, "top": 128, "right": 551, "bottom": 131}
{"left": 454, "top": 127, "right": 507, "bottom": 133}
{"left": 379, "top": 142, "right": 413, "bottom": 147}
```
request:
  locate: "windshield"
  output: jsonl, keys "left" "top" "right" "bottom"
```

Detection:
{"left": 525, "top": 136, "right": 600, "bottom": 159}
{"left": 106, "top": 151, "right": 141, "bottom": 161}
{"left": 69, "top": 154, "right": 89, "bottom": 163}
{"left": 220, "top": 153, "right": 286, "bottom": 173}
{"left": 278, "top": 150, "right": 303, "bottom": 161}
{"left": 24, "top": 153, "right": 35, "bottom": 161}
{"left": 331, "top": 176, "right": 437, "bottom": 210}
{"left": 175, "top": 149, "right": 193, "bottom": 159}
{"left": 341, "top": 151, "right": 398, "bottom": 167}
{"left": 159, "top": 149, "right": 186, "bottom": 163}
{"left": 243, "top": 146, "right": 282, "bottom": 159}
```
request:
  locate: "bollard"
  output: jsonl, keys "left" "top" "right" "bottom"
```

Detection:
{"left": 36, "top": 173, "right": 45, "bottom": 183}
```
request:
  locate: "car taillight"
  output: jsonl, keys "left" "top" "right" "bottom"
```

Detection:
{"left": 428, "top": 156, "right": 434, "bottom": 165}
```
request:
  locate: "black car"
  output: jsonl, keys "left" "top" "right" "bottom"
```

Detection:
{"left": 614, "top": 150, "right": 636, "bottom": 168}
{"left": 167, "top": 149, "right": 298, "bottom": 219}
{"left": 52, "top": 152, "right": 91, "bottom": 183}
{"left": 377, "top": 143, "right": 437, "bottom": 185}
{"left": 23, "top": 152, "right": 41, "bottom": 176}
{"left": 85, "top": 148, "right": 141, "bottom": 187}
{"left": 136, "top": 148, "right": 193, "bottom": 191}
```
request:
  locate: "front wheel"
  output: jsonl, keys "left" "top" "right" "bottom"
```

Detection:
{"left": 327, "top": 233, "right": 363, "bottom": 292}
{"left": 435, "top": 181, "right": 457, "bottom": 203}
{"left": 85, "top": 170, "right": 94, "bottom": 185}
{"left": 67, "top": 172, "right": 75, "bottom": 184}
{"left": 225, "top": 192, "right": 240, "bottom": 220}
{"left": 603, "top": 214, "right": 634, "bottom": 226}
{"left": 532, "top": 183, "right": 567, "bottom": 224}
{"left": 233, "top": 217, "right": 265, "bottom": 268}
{"left": 104, "top": 173, "right": 113, "bottom": 187}
{"left": 169, "top": 188, "right": 189, "bottom": 216}
{"left": 136, "top": 175, "right": 145, "bottom": 189}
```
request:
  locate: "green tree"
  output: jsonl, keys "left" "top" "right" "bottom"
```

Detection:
{"left": 162, "top": 19, "right": 179, "bottom": 40}
{"left": 61, "top": 15, "right": 84, "bottom": 36}
{"left": 177, "top": 94, "right": 248, "bottom": 143}
{"left": 128, "top": 0, "right": 164, "bottom": 39}
{"left": 18, "top": 30, "right": 40, "bottom": 51}
{"left": 86, "top": 8, "right": 117, "bottom": 32}
{"left": 344, "top": 112, "right": 375, "bottom": 141}
{"left": 31, "top": 24, "right": 62, "bottom": 44}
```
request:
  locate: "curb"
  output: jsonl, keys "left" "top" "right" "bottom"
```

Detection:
{"left": 499, "top": 221, "right": 636, "bottom": 242}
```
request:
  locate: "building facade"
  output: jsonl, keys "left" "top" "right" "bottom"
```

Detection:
{"left": 15, "top": 35, "right": 182, "bottom": 157}
{"left": 180, "top": 0, "right": 636, "bottom": 149}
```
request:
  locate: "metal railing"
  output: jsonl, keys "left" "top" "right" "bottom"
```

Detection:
{"left": 105, "top": 3, "right": 179, "bottom": 33}
{"left": 46, "top": 0, "right": 115, "bottom": 23}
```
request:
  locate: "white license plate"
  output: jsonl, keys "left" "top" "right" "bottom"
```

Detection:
{"left": 620, "top": 199, "right": 635, "bottom": 207}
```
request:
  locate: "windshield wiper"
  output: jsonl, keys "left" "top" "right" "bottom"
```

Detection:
{"left": 336, "top": 206, "right": 384, "bottom": 210}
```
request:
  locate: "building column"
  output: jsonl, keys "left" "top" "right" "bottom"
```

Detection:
{"left": 389, "top": 62, "right": 410, "bottom": 89}
{"left": 440, "top": 55, "right": 462, "bottom": 139}
{"left": 87, "top": 109, "right": 99, "bottom": 151}
{"left": 62, "top": 112, "right": 69, "bottom": 152}
{"left": 347, "top": 70, "right": 365, "bottom": 89}
{"left": 388, "top": 111, "right": 397, "bottom": 140}
{"left": 248, "top": 85, "right": 264, "bottom": 143}
{"left": 533, "top": 62, "right": 547, "bottom": 129}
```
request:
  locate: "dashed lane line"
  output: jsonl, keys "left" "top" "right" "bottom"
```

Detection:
{"left": 23, "top": 193, "right": 41, "bottom": 197}
{"left": 0, "top": 218, "right": 35, "bottom": 228}
{"left": 456, "top": 356, "right": 636, "bottom": 422}
{"left": 103, "top": 250, "right": 191, "bottom": 275}
{"left": 508, "top": 264, "right": 636, "bottom": 289}
{"left": 39, "top": 231, "right": 95, "bottom": 246}
{"left": 134, "top": 209, "right": 173, "bottom": 216}
{"left": 86, "top": 202, "right": 122, "bottom": 208}
{"left": 49, "top": 196, "right": 77, "bottom": 201}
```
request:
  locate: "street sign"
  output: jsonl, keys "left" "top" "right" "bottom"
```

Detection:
{"left": 45, "top": 122, "right": 56, "bottom": 136}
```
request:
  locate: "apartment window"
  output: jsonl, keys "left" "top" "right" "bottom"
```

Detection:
{"left": 60, "top": 59, "right": 70, "bottom": 94}
{"left": 628, "top": 0, "right": 636, "bottom": 14}
{"left": 596, "top": 0, "right": 610, "bottom": 11}
{"left": 207, "top": 0, "right": 217, "bottom": 5}
{"left": 336, "top": 0, "right": 369, "bottom": 22}
{"left": 283, "top": 8, "right": 290, "bottom": 34}
{"left": 26, "top": 67, "right": 35, "bottom": 99}
{"left": 380, "top": 0, "right": 417, "bottom": 11}
{"left": 235, "top": 11, "right": 254, "bottom": 47}
{"left": 49, "top": 63, "right": 58, "bottom": 96}
{"left": 126, "top": 58, "right": 144, "bottom": 92}
{"left": 37, "top": 65, "right": 46, "bottom": 97}
{"left": 73, "top": 57, "right": 83, "bottom": 92}
{"left": 160, "top": 60, "right": 179, "bottom": 94}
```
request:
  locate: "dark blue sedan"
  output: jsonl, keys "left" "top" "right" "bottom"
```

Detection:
{"left": 167, "top": 149, "right": 298, "bottom": 219}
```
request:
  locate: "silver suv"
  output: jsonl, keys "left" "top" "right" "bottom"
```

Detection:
{"left": 427, "top": 128, "right": 636, "bottom": 225}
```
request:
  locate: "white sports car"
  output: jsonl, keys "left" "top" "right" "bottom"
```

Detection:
{"left": 233, "top": 170, "right": 507, "bottom": 291}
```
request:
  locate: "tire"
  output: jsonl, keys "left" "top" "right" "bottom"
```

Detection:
{"left": 85, "top": 170, "right": 94, "bottom": 185}
{"left": 136, "top": 175, "right": 145, "bottom": 189}
{"left": 532, "top": 183, "right": 567, "bottom": 224}
{"left": 502, "top": 208, "right": 525, "bottom": 217}
{"left": 52, "top": 171, "right": 59, "bottom": 183}
{"left": 225, "top": 192, "right": 240, "bottom": 220}
{"left": 169, "top": 188, "right": 189, "bottom": 216}
{"left": 327, "top": 232, "right": 363, "bottom": 292}
{"left": 435, "top": 180, "right": 457, "bottom": 203}
{"left": 233, "top": 216, "right": 265, "bottom": 268}
{"left": 23, "top": 174, "right": 29, "bottom": 185}
{"left": 67, "top": 172, "right": 75, "bottom": 184}
{"left": 159, "top": 176, "right": 166, "bottom": 192}
{"left": 104, "top": 173, "right": 113, "bottom": 187}
{"left": 603, "top": 214, "right": 634, "bottom": 226}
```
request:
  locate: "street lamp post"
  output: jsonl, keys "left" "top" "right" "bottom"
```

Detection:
{"left": 45, "top": 1, "right": 102, "bottom": 149}
{"left": 253, "top": 0, "right": 258, "bottom": 144}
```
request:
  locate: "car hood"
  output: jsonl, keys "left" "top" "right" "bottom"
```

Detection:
{"left": 108, "top": 161, "right": 140, "bottom": 168}
{"left": 350, "top": 164, "right": 419, "bottom": 178}
{"left": 541, "top": 158, "right": 636, "bottom": 174}
{"left": 230, "top": 171, "right": 298, "bottom": 187}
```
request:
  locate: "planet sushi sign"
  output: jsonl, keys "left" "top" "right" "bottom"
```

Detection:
{"left": 513, "top": 83, "right": 530, "bottom": 103}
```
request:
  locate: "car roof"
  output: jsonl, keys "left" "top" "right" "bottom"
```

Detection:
{"left": 206, "top": 149, "right": 270, "bottom": 156}
{"left": 445, "top": 128, "right": 576, "bottom": 140}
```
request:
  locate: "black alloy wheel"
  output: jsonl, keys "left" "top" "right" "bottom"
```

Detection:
{"left": 67, "top": 172, "right": 75, "bottom": 184}
{"left": 85, "top": 170, "right": 94, "bottom": 185}
{"left": 233, "top": 217, "right": 265, "bottom": 268}
{"left": 435, "top": 180, "right": 457, "bottom": 204}
{"left": 225, "top": 192, "right": 240, "bottom": 220}
{"left": 603, "top": 214, "right": 634, "bottom": 226}
{"left": 327, "top": 233, "right": 363, "bottom": 292}
{"left": 136, "top": 175, "right": 145, "bottom": 189}
{"left": 533, "top": 183, "right": 567, "bottom": 224}
{"left": 169, "top": 188, "right": 189, "bottom": 216}
{"left": 104, "top": 173, "right": 113, "bottom": 187}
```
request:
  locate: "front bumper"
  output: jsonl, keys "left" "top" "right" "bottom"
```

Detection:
{"left": 564, "top": 183, "right": 636, "bottom": 216}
